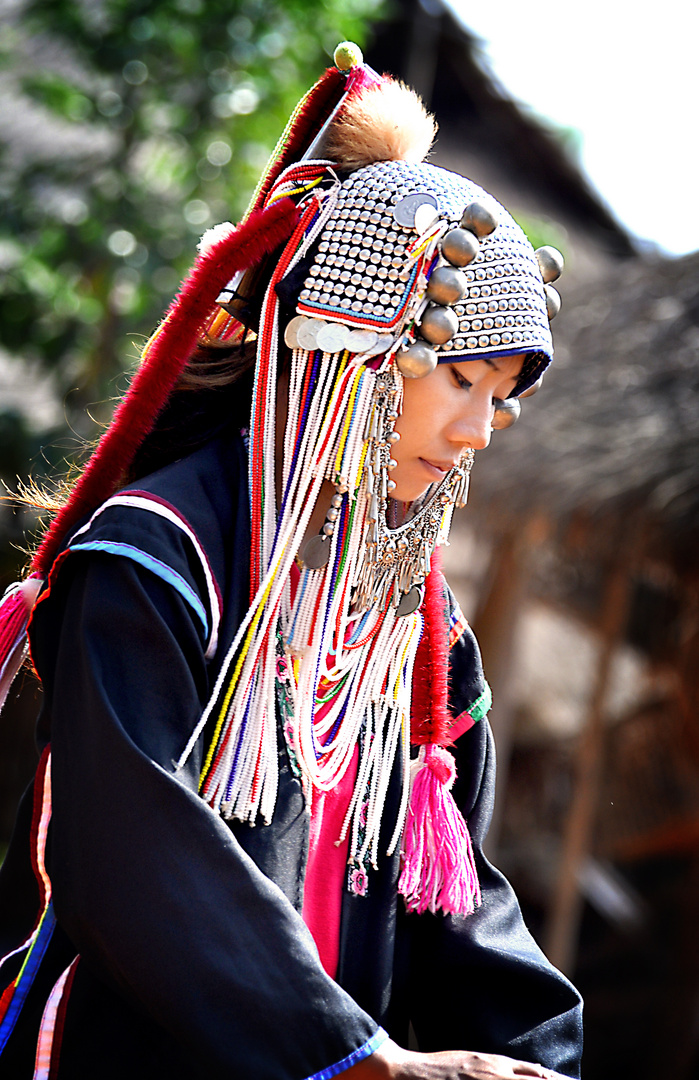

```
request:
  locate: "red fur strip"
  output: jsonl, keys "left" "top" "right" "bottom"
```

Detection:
{"left": 32, "top": 199, "right": 299, "bottom": 576}
{"left": 251, "top": 67, "right": 346, "bottom": 213}
{"left": 410, "top": 550, "right": 451, "bottom": 746}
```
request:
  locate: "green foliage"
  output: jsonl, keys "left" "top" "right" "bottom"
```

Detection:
{"left": 0, "top": 0, "right": 385, "bottom": 487}
{"left": 512, "top": 213, "right": 569, "bottom": 261}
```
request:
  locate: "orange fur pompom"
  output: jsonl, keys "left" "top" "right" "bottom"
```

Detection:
{"left": 325, "top": 79, "right": 437, "bottom": 172}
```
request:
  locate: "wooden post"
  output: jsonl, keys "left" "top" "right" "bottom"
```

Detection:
{"left": 545, "top": 552, "right": 635, "bottom": 973}
{"left": 472, "top": 518, "right": 545, "bottom": 851}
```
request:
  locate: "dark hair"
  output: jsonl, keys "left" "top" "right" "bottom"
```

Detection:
{"left": 125, "top": 336, "right": 257, "bottom": 483}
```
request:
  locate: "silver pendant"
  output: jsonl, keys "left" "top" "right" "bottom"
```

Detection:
{"left": 396, "top": 585, "right": 423, "bottom": 617}
{"left": 302, "top": 534, "right": 332, "bottom": 569}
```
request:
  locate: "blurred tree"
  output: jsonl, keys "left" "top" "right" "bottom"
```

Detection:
{"left": 0, "top": 0, "right": 386, "bottom": 577}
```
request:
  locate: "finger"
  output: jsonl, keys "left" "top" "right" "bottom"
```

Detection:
{"left": 511, "top": 1065, "right": 560, "bottom": 1079}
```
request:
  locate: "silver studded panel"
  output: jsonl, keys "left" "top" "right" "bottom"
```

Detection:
{"left": 296, "top": 160, "right": 552, "bottom": 361}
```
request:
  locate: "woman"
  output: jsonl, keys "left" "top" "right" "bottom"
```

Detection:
{"left": 0, "top": 45, "right": 581, "bottom": 1079}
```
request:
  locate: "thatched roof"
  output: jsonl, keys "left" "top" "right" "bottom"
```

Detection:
{"left": 472, "top": 251, "right": 699, "bottom": 547}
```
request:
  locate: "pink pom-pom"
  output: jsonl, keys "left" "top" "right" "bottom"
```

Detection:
{"left": 398, "top": 744, "right": 481, "bottom": 917}
{"left": 424, "top": 745, "right": 456, "bottom": 785}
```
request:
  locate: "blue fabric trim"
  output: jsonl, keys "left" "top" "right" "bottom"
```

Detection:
{"left": 303, "top": 1028, "right": 389, "bottom": 1080}
{"left": 436, "top": 345, "right": 550, "bottom": 364}
{"left": 69, "top": 541, "right": 209, "bottom": 638}
{"left": 0, "top": 902, "right": 57, "bottom": 1051}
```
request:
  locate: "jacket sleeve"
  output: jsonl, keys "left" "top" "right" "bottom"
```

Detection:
{"left": 405, "top": 626, "right": 584, "bottom": 1079}
{"left": 29, "top": 551, "right": 385, "bottom": 1080}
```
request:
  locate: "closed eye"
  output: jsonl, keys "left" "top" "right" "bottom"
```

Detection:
{"left": 451, "top": 366, "right": 472, "bottom": 390}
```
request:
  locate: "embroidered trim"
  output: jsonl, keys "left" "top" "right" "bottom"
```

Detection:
{"left": 69, "top": 542, "right": 209, "bottom": 641}
{"left": 302, "top": 1028, "right": 389, "bottom": 1080}
{"left": 0, "top": 747, "right": 55, "bottom": 1052}
{"left": 448, "top": 599, "right": 468, "bottom": 650}
{"left": 33, "top": 956, "right": 80, "bottom": 1079}
{"left": 448, "top": 683, "right": 492, "bottom": 741}
{"left": 449, "top": 711, "right": 476, "bottom": 741}
{"left": 69, "top": 491, "right": 221, "bottom": 659}
{"left": 468, "top": 682, "right": 492, "bottom": 724}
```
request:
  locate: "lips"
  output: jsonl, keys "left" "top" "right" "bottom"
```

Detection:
{"left": 420, "top": 458, "right": 456, "bottom": 479}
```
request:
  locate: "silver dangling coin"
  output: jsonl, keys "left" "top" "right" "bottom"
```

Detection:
{"left": 316, "top": 322, "right": 350, "bottom": 353}
{"left": 297, "top": 318, "right": 327, "bottom": 351}
{"left": 346, "top": 328, "right": 379, "bottom": 353}
{"left": 302, "top": 534, "right": 332, "bottom": 570}
{"left": 364, "top": 333, "right": 395, "bottom": 357}
{"left": 284, "top": 315, "right": 308, "bottom": 350}
{"left": 392, "top": 192, "right": 439, "bottom": 229}
{"left": 396, "top": 584, "right": 423, "bottom": 617}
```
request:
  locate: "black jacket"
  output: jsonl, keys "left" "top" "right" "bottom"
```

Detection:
{"left": 0, "top": 425, "right": 582, "bottom": 1078}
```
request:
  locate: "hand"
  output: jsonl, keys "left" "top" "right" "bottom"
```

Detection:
{"left": 345, "top": 1039, "right": 568, "bottom": 1080}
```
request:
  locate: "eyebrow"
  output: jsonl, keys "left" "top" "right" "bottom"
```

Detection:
{"left": 485, "top": 356, "right": 520, "bottom": 377}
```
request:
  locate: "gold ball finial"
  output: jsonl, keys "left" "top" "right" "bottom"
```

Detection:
{"left": 334, "top": 41, "right": 363, "bottom": 71}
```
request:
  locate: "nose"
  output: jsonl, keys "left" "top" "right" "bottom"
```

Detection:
{"left": 448, "top": 393, "right": 493, "bottom": 452}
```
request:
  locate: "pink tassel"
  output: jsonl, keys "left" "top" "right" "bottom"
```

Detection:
{"left": 398, "top": 744, "right": 481, "bottom": 917}
{"left": 0, "top": 578, "right": 43, "bottom": 713}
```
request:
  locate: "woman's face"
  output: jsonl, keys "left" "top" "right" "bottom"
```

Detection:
{"left": 391, "top": 352, "right": 524, "bottom": 502}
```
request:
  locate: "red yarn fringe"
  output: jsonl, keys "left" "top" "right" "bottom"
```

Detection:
{"left": 31, "top": 199, "right": 299, "bottom": 577}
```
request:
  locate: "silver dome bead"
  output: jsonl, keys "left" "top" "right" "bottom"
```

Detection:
{"left": 535, "top": 246, "right": 564, "bottom": 284}
{"left": 419, "top": 304, "right": 459, "bottom": 345}
{"left": 491, "top": 397, "right": 521, "bottom": 430}
{"left": 426, "top": 266, "right": 468, "bottom": 306}
{"left": 545, "top": 284, "right": 561, "bottom": 320}
{"left": 441, "top": 228, "right": 480, "bottom": 267}
{"left": 397, "top": 342, "right": 438, "bottom": 378}
{"left": 519, "top": 375, "right": 543, "bottom": 398}
{"left": 460, "top": 200, "right": 498, "bottom": 238}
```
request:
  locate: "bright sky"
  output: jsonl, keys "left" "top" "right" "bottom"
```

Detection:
{"left": 446, "top": 1, "right": 698, "bottom": 256}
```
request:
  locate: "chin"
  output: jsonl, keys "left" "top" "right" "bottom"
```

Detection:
{"left": 389, "top": 480, "right": 431, "bottom": 504}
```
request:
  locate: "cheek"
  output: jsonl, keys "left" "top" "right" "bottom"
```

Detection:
{"left": 394, "top": 375, "right": 436, "bottom": 444}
